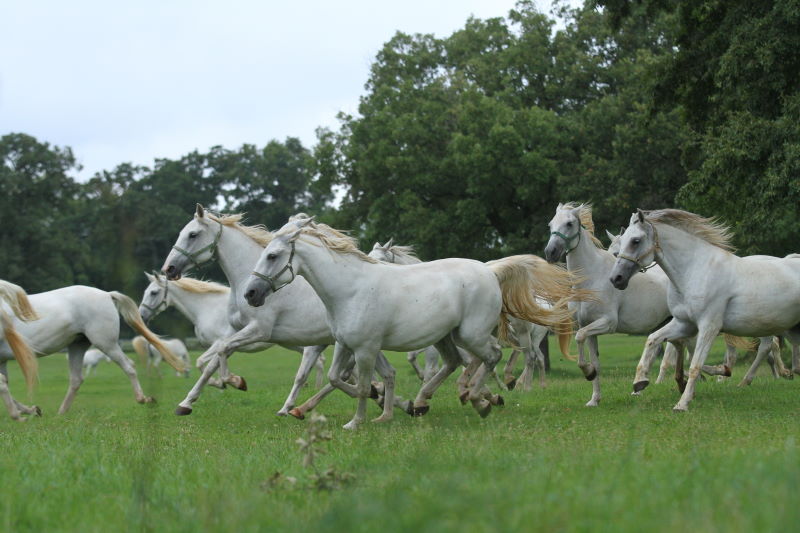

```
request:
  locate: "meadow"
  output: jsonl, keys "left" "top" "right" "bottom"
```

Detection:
{"left": 2, "top": 335, "right": 799, "bottom": 533}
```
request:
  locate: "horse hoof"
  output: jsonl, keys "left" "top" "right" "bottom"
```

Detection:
{"left": 230, "top": 376, "right": 247, "bottom": 391}
{"left": 370, "top": 384, "right": 380, "bottom": 399}
{"left": 288, "top": 408, "right": 305, "bottom": 420}
{"left": 476, "top": 403, "right": 492, "bottom": 418}
{"left": 633, "top": 380, "right": 649, "bottom": 393}
{"left": 175, "top": 406, "right": 192, "bottom": 416}
{"left": 495, "top": 395, "right": 505, "bottom": 407}
{"left": 672, "top": 405, "right": 688, "bottom": 413}
{"left": 504, "top": 377, "right": 517, "bottom": 391}
{"left": 458, "top": 390, "right": 469, "bottom": 405}
{"left": 404, "top": 403, "right": 416, "bottom": 416}
{"left": 723, "top": 366, "right": 732, "bottom": 377}
{"left": 33, "top": 406, "right": 42, "bottom": 417}
{"left": 584, "top": 368, "right": 597, "bottom": 381}
{"left": 411, "top": 405, "right": 429, "bottom": 417}
{"left": 143, "top": 396, "right": 156, "bottom": 404}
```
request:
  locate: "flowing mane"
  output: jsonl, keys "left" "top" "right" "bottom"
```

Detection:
{"left": 170, "top": 277, "right": 230, "bottom": 294}
{"left": 206, "top": 212, "right": 274, "bottom": 247}
{"left": 279, "top": 219, "right": 379, "bottom": 264}
{"left": 644, "top": 209, "right": 735, "bottom": 252}
{"left": 560, "top": 202, "right": 604, "bottom": 249}
{"left": 384, "top": 244, "right": 418, "bottom": 262}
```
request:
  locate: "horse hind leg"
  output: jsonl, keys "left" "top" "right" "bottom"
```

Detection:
{"left": 739, "top": 338, "right": 775, "bottom": 386}
{"left": 278, "top": 344, "right": 327, "bottom": 416}
{"left": 58, "top": 340, "right": 91, "bottom": 414}
{"left": 412, "top": 335, "right": 462, "bottom": 415}
{"left": 0, "top": 371, "right": 25, "bottom": 420}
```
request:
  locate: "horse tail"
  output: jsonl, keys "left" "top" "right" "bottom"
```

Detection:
{"left": 109, "top": 291, "right": 185, "bottom": 373}
{"left": 1, "top": 310, "right": 38, "bottom": 392}
{"left": 486, "top": 255, "right": 593, "bottom": 346}
{"left": 723, "top": 334, "right": 757, "bottom": 352}
{"left": 558, "top": 323, "right": 576, "bottom": 362}
{"left": 0, "top": 280, "right": 39, "bottom": 321}
{"left": 131, "top": 335, "right": 150, "bottom": 367}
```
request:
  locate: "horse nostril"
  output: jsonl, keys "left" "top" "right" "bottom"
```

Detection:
{"left": 166, "top": 265, "right": 175, "bottom": 274}
{"left": 246, "top": 289, "right": 255, "bottom": 300}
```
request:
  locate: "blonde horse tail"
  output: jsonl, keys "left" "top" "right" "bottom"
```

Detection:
{"left": 558, "top": 318, "right": 576, "bottom": 362}
{"left": 0, "top": 280, "right": 40, "bottom": 321}
{"left": 109, "top": 291, "right": 185, "bottom": 373}
{"left": 1, "top": 310, "right": 38, "bottom": 392}
{"left": 486, "top": 255, "right": 593, "bottom": 346}
{"left": 723, "top": 334, "right": 757, "bottom": 352}
{"left": 131, "top": 336, "right": 149, "bottom": 367}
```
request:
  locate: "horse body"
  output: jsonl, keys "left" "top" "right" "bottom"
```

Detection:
{"left": 610, "top": 209, "right": 800, "bottom": 411}
{"left": 0, "top": 285, "right": 179, "bottom": 418}
{"left": 545, "top": 203, "right": 672, "bottom": 406}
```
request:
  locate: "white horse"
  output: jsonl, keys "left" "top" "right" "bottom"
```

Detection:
{"left": 544, "top": 203, "right": 678, "bottom": 406}
{"left": 132, "top": 336, "right": 191, "bottom": 378}
{"left": 245, "top": 217, "right": 583, "bottom": 429}
{"left": 0, "top": 280, "right": 40, "bottom": 420}
{"left": 0, "top": 284, "right": 181, "bottom": 417}
{"left": 606, "top": 230, "right": 787, "bottom": 385}
{"left": 138, "top": 273, "right": 325, "bottom": 388}
{"left": 80, "top": 348, "right": 112, "bottom": 376}
{"left": 609, "top": 209, "right": 800, "bottom": 411}
{"left": 160, "top": 205, "right": 405, "bottom": 417}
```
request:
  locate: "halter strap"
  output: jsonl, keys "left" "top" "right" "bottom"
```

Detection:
{"left": 550, "top": 224, "right": 585, "bottom": 256}
{"left": 172, "top": 220, "right": 224, "bottom": 268}
{"left": 141, "top": 280, "right": 169, "bottom": 317}
{"left": 617, "top": 223, "right": 661, "bottom": 273}
{"left": 251, "top": 242, "right": 296, "bottom": 293}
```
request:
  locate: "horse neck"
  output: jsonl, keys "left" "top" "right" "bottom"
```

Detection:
{"left": 167, "top": 284, "right": 208, "bottom": 325}
{"left": 652, "top": 223, "right": 722, "bottom": 290}
{"left": 565, "top": 228, "right": 610, "bottom": 280}
{"left": 295, "top": 239, "right": 370, "bottom": 310}
{"left": 215, "top": 226, "right": 264, "bottom": 294}
{"left": 392, "top": 252, "right": 421, "bottom": 265}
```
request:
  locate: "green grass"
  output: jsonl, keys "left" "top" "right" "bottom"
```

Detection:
{"left": 2, "top": 336, "right": 799, "bottom": 533}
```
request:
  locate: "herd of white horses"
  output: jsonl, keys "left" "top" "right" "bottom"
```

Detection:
{"left": 1, "top": 202, "right": 798, "bottom": 428}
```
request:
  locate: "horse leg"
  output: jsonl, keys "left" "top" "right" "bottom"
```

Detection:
{"left": 464, "top": 339, "right": 503, "bottom": 417}
{"left": 793, "top": 342, "right": 800, "bottom": 376}
{"left": 584, "top": 336, "right": 602, "bottom": 406}
{"left": 412, "top": 335, "right": 461, "bottom": 415}
{"left": 277, "top": 345, "right": 327, "bottom": 416}
{"left": 503, "top": 349, "right": 521, "bottom": 390}
{"left": 674, "top": 322, "right": 722, "bottom": 412}
{"left": 406, "top": 349, "right": 425, "bottom": 381}
{"left": 739, "top": 337, "right": 776, "bottom": 386}
{"left": 633, "top": 319, "right": 697, "bottom": 394}
{"left": 0, "top": 363, "right": 25, "bottom": 420}
{"left": 100, "top": 343, "right": 153, "bottom": 405}
{"left": 575, "top": 317, "right": 614, "bottom": 381}
{"left": 372, "top": 352, "right": 398, "bottom": 423}
{"left": 58, "top": 341, "right": 90, "bottom": 414}
{"left": 656, "top": 343, "right": 674, "bottom": 384}
{"left": 456, "top": 352, "right": 481, "bottom": 404}
{"left": 422, "top": 346, "right": 441, "bottom": 383}
{"left": 314, "top": 351, "right": 326, "bottom": 389}
{"left": 327, "top": 343, "right": 361, "bottom": 398}
{"left": 531, "top": 326, "right": 548, "bottom": 389}
{"left": 342, "top": 346, "right": 380, "bottom": 431}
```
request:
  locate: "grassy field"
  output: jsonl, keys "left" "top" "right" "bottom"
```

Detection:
{"left": 1, "top": 335, "right": 799, "bottom": 533}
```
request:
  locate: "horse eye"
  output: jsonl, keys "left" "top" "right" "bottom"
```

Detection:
{"left": 188, "top": 232, "right": 198, "bottom": 239}
{"left": 267, "top": 253, "right": 277, "bottom": 261}
{"left": 613, "top": 252, "right": 619, "bottom": 258}
{"left": 632, "top": 238, "right": 641, "bottom": 245}
{"left": 566, "top": 221, "right": 573, "bottom": 228}
{"left": 150, "top": 290, "right": 158, "bottom": 295}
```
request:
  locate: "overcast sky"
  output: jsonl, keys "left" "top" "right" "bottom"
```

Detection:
{"left": 1, "top": 1, "right": 560, "bottom": 180}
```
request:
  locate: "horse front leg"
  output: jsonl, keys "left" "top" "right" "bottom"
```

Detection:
{"left": 739, "top": 337, "right": 777, "bottom": 386}
{"left": 633, "top": 319, "right": 697, "bottom": 395}
{"left": 675, "top": 321, "right": 722, "bottom": 412}
{"left": 503, "top": 349, "right": 521, "bottom": 390}
{"left": 343, "top": 346, "right": 380, "bottom": 431}
{"left": 575, "top": 317, "right": 615, "bottom": 382}
{"left": 277, "top": 345, "right": 327, "bottom": 416}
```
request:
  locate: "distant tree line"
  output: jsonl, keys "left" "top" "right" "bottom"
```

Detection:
{"left": 2, "top": 1, "right": 796, "bottom": 335}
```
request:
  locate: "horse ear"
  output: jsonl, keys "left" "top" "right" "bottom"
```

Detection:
{"left": 196, "top": 204, "right": 205, "bottom": 218}
{"left": 372, "top": 242, "right": 381, "bottom": 250}
{"left": 145, "top": 271, "right": 155, "bottom": 282}
{"left": 557, "top": 202, "right": 564, "bottom": 209}
{"left": 384, "top": 237, "right": 394, "bottom": 249}
{"left": 636, "top": 209, "right": 645, "bottom": 223}
{"left": 605, "top": 229, "right": 616, "bottom": 241}
{"left": 620, "top": 226, "right": 626, "bottom": 235}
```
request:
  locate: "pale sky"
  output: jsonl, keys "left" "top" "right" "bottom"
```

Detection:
{"left": 1, "top": 1, "right": 559, "bottom": 180}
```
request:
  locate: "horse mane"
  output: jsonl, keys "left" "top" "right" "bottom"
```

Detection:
{"left": 279, "top": 218, "right": 379, "bottom": 264}
{"left": 385, "top": 244, "right": 419, "bottom": 262}
{"left": 206, "top": 212, "right": 274, "bottom": 247}
{"left": 559, "top": 202, "right": 604, "bottom": 249}
{"left": 644, "top": 209, "right": 735, "bottom": 252}
{"left": 170, "top": 277, "right": 230, "bottom": 294}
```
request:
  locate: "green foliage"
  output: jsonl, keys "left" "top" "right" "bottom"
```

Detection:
{"left": 332, "top": 2, "right": 687, "bottom": 260}
{"left": 602, "top": 0, "right": 800, "bottom": 255}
